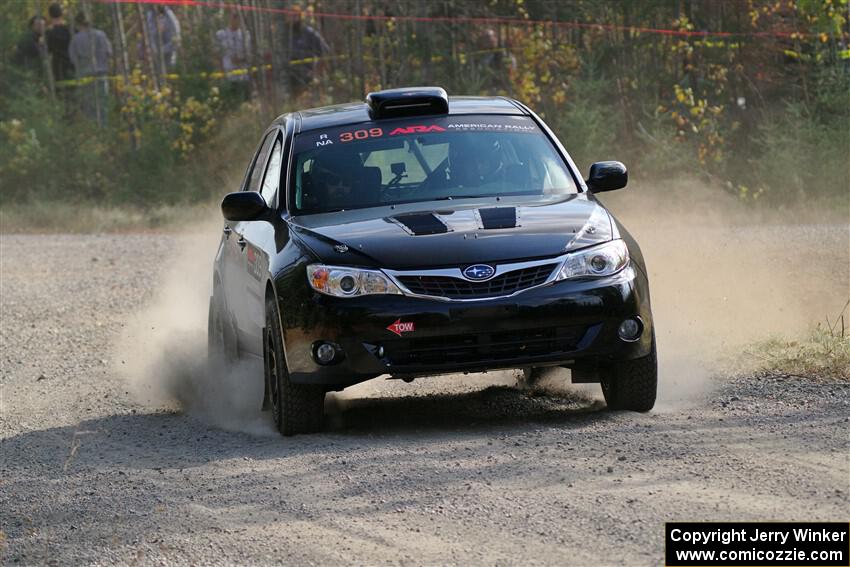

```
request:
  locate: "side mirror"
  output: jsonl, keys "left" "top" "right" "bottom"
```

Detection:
{"left": 586, "top": 161, "right": 628, "bottom": 193}
{"left": 221, "top": 191, "right": 268, "bottom": 221}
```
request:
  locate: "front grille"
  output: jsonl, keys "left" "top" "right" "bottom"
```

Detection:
{"left": 397, "top": 263, "right": 557, "bottom": 299}
{"left": 381, "top": 326, "right": 585, "bottom": 367}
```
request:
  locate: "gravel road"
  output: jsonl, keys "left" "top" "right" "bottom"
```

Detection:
{"left": 1, "top": 230, "right": 848, "bottom": 566}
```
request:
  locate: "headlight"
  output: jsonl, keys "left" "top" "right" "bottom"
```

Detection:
{"left": 307, "top": 264, "right": 402, "bottom": 297}
{"left": 556, "top": 239, "right": 629, "bottom": 280}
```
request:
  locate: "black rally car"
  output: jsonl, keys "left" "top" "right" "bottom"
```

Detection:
{"left": 210, "top": 87, "right": 656, "bottom": 436}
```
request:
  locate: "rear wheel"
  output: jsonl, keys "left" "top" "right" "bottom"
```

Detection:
{"left": 600, "top": 333, "right": 657, "bottom": 412}
{"left": 208, "top": 290, "right": 236, "bottom": 367}
{"left": 265, "top": 296, "right": 325, "bottom": 436}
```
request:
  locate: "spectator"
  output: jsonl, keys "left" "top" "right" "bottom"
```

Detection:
{"left": 215, "top": 11, "right": 252, "bottom": 102}
{"left": 69, "top": 12, "right": 112, "bottom": 126}
{"left": 13, "top": 15, "right": 46, "bottom": 74}
{"left": 282, "top": 11, "right": 330, "bottom": 98}
{"left": 46, "top": 4, "right": 74, "bottom": 82}
{"left": 144, "top": 6, "right": 181, "bottom": 74}
{"left": 477, "top": 28, "right": 516, "bottom": 94}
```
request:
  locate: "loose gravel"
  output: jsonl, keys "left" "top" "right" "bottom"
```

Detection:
{"left": 1, "top": 232, "right": 848, "bottom": 566}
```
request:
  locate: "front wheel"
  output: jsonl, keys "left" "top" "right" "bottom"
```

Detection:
{"left": 600, "top": 333, "right": 657, "bottom": 412}
{"left": 265, "top": 296, "right": 325, "bottom": 436}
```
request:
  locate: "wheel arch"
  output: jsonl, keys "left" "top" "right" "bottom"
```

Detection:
{"left": 265, "top": 278, "right": 276, "bottom": 303}
{"left": 265, "top": 275, "right": 292, "bottom": 367}
{"left": 261, "top": 278, "right": 277, "bottom": 411}
{"left": 263, "top": 274, "right": 301, "bottom": 411}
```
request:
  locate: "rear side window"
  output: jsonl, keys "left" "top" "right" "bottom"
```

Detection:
{"left": 245, "top": 131, "right": 276, "bottom": 193}
{"left": 291, "top": 115, "right": 577, "bottom": 214}
{"left": 260, "top": 137, "right": 283, "bottom": 205}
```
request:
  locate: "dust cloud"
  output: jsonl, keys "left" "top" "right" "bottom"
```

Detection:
{"left": 113, "top": 225, "right": 274, "bottom": 435}
{"left": 113, "top": 179, "right": 848, "bottom": 428}
{"left": 601, "top": 179, "right": 849, "bottom": 408}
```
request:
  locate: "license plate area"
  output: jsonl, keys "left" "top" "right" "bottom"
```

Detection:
{"left": 379, "top": 326, "right": 585, "bottom": 367}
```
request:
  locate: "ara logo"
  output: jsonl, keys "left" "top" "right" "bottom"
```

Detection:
{"left": 386, "top": 319, "right": 416, "bottom": 336}
{"left": 388, "top": 125, "right": 447, "bottom": 136}
{"left": 463, "top": 264, "right": 496, "bottom": 281}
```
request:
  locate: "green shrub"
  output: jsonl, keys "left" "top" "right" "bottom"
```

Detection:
{"left": 0, "top": 85, "right": 120, "bottom": 203}
{"left": 553, "top": 75, "right": 621, "bottom": 172}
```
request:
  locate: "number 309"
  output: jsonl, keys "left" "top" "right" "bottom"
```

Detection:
{"left": 339, "top": 128, "right": 383, "bottom": 143}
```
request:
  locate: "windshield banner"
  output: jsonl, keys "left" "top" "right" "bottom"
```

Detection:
{"left": 296, "top": 114, "right": 539, "bottom": 152}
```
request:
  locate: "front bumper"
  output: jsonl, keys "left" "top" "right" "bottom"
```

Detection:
{"left": 279, "top": 265, "right": 653, "bottom": 387}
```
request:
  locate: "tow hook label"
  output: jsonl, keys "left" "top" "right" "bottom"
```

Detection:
{"left": 386, "top": 319, "right": 415, "bottom": 336}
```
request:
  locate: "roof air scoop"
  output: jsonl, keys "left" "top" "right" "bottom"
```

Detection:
{"left": 366, "top": 87, "right": 449, "bottom": 120}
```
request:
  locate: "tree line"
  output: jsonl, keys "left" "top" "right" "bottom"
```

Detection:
{"left": 1, "top": 0, "right": 847, "bottom": 207}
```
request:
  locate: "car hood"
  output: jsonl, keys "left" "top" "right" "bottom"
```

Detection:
{"left": 289, "top": 194, "right": 613, "bottom": 269}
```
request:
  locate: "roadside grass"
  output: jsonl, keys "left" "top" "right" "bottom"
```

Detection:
{"left": 745, "top": 301, "right": 850, "bottom": 381}
{"left": 3, "top": 175, "right": 846, "bottom": 234}
{"left": 0, "top": 201, "right": 219, "bottom": 233}
{"left": 0, "top": 104, "right": 264, "bottom": 234}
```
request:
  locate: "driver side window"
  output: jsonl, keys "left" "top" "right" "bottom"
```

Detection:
{"left": 260, "top": 137, "right": 283, "bottom": 205}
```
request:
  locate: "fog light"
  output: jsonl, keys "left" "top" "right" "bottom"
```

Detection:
{"left": 618, "top": 318, "right": 642, "bottom": 342}
{"left": 377, "top": 345, "right": 385, "bottom": 358}
{"left": 315, "top": 342, "right": 337, "bottom": 365}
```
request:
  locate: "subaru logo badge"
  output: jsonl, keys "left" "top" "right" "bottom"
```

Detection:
{"left": 463, "top": 264, "right": 496, "bottom": 281}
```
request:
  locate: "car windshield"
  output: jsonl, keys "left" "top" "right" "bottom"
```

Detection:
{"left": 291, "top": 114, "right": 578, "bottom": 214}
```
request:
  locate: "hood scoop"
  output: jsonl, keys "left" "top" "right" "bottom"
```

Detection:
{"left": 478, "top": 207, "right": 518, "bottom": 229}
{"left": 388, "top": 212, "right": 449, "bottom": 235}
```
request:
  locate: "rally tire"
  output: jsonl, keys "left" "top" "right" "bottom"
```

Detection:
{"left": 600, "top": 332, "right": 657, "bottom": 412}
{"left": 208, "top": 291, "right": 236, "bottom": 368}
{"left": 265, "top": 296, "right": 325, "bottom": 436}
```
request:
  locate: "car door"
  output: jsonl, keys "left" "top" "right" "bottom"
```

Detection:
{"left": 238, "top": 130, "right": 286, "bottom": 355}
{"left": 220, "top": 139, "right": 260, "bottom": 335}
{"left": 224, "top": 130, "right": 276, "bottom": 351}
